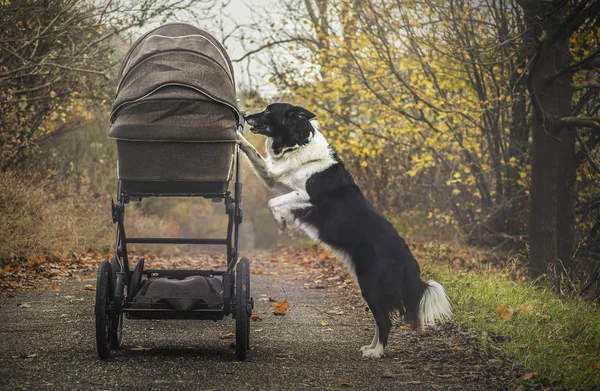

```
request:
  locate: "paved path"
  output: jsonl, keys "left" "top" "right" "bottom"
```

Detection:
{"left": 0, "top": 251, "right": 513, "bottom": 390}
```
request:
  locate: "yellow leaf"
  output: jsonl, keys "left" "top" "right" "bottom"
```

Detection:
{"left": 516, "top": 304, "right": 533, "bottom": 314}
{"left": 130, "top": 346, "right": 152, "bottom": 351}
{"left": 49, "top": 91, "right": 56, "bottom": 98}
{"left": 497, "top": 304, "right": 514, "bottom": 321}
{"left": 218, "top": 332, "right": 235, "bottom": 339}
{"left": 273, "top": 300, "right": 290, "bottom": 315}
{"left": 321, "top": 320, "right": 329, "bottom": 326}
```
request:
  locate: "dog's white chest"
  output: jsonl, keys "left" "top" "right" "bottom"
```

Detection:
{"left": 265, "top": 130, "right": 336, "bottom": 192}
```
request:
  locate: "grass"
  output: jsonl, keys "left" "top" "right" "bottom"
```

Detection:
{"left": 424, "top": 262, "right": 600, "bottom": 389}
{"left": 0, "top": 171, "right": 114, "bottom": 261}
{"left": 0, "top": 171, "right": 190, "bottom": 262}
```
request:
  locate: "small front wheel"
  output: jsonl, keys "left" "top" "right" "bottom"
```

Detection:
{"left": 95, "top": 260, "right": 113, "bottom": 359}
{"left": 235, "top": 257, "right": 251, "bottom": 360}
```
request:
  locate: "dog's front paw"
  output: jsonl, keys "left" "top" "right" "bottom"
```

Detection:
{"left": 276, "top": 217, "right": 287, "bottom": 232}
{"left": 361, "top": 346, "right": 384, "bottom": 358}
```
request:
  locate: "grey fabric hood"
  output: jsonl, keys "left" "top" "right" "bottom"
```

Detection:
{"left": 109, "top": 23, "right": 239, "bottom": 142}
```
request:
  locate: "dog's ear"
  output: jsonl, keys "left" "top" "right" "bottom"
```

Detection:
{"left": 290, "top": 106, "right": 316, "bottom": 121}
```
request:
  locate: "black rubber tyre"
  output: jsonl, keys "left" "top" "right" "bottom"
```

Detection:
{"left": 235, "top": 257, "right": 251, "bottom": 360}
{"left": 95, "top": 260, "right": 113, "bottom": 359}
{"left": 108, "top": 258, "right": 123, "bottom": 349}
{"left": 126, "top": 258, "right": 144, "bottom": 303}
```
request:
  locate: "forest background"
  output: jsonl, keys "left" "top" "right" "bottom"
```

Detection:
{"left": 1, "top": 0, "right": 600, "bottom": 295}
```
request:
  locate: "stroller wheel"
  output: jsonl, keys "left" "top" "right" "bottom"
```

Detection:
{"left": 235, "top": 257, "right": 251, "bottom": 360}
{"left": 108, "top": 258, "right": 124, "bottom": 349}
{"left": 95, "top": 260, "right": 113, "bottom": 359}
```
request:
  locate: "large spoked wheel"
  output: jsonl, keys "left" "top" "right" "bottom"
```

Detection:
{"left": 109, "top": 258, "right": 123, "bottom": 349}
{"left": 95, "top": 260, "right": 113, "bottom": 359}
{"left": 235, "top": 257, "right": 251, "bottom": 360}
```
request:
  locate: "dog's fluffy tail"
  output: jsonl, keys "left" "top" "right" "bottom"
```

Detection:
{"left": 418, "top": 280, "right": 452, "bottom": 328}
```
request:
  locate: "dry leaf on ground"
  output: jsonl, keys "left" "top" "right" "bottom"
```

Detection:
{"left": 130, "top": 346, "right": 152, "bottom": 351}
{"left": 18, "top": 303, "right": 31, "bottom": 308}
{"left": 497, "top": 304, "right": 514, "bottom": 321}
{"left": 273, "top": 300, "right": 290, "bottom": 315}
{"left": 250, "top": 315, "right": 262, "bottom": 321}
{"left": 218, "top": 332, "right": 236, "bottom": 339}
{"left": 519, "top": 372, "right": 535, "bottom": 381}
{"left": 80, "top": 285, "right": 95, "bottom": 291}
{"left": 50, "top": 284, "right": 61, "bottom": 291}
{"left": 321, "top": 320, "right": 329, "bottom": 326}
{"left": 516, "top": 304, "right": 533, "bottom": 314}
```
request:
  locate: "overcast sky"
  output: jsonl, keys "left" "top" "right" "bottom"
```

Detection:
{"left": 130, "top": 0, "right": 282, "bottom": 98}
{"left": 194, "top": 0, "right": 278, "bottom": 97}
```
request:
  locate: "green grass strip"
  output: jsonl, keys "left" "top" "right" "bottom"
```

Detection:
{"left": 428, "top": 266, "right": 600, "bottom": 389}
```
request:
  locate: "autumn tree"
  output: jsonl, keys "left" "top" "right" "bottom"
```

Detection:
{"left": 0, "top": 0, "right": 215, "bottom": 170}
{"left": 239, "top": 0, "right": 600, "bottom": 283}
{"left": 516, "top": 0, "right": 600, "bottom": 279}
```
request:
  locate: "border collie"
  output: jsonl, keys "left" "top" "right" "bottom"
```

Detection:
{"left": 237, "top": 103, "right": 451, "bottom": 358}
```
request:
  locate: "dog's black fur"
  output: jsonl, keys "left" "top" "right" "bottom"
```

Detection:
{"left": 242, "top": 103, "right": 450, "bottom": 356}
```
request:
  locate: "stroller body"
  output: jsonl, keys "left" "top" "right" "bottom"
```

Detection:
{"left": 95, "top": 24, "right": 252, "bottom": 360}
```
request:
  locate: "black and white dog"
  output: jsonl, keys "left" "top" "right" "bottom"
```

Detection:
{"left": 237, "top": 103, "right": 451, "bottom": 358}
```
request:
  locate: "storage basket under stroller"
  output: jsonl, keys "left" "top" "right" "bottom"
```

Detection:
{"left": 95, "top": 23, "right": 252, "bottom": 361}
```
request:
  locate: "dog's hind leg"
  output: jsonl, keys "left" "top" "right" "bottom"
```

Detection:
{"left": 360, "top": 295, "right": 391, "bottom": 358}
{"left": 361, "top": 307, "right": 391, "bottom": 358}
{"left": 360, "top": 324, "right": 379, "bottom": 352}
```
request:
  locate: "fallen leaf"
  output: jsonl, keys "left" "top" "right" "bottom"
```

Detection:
{"left": 382, "top": 371, "right": 402, "bottom": 378}
{"left": 81, "top": 285, "right": 95, "bottom": 291}
{"left": 342, "top": 382, "right": 352, "bottom": 387}
{"left": 273, "top": 300, "right": 290, "bottom": 315}
{"left": 72, "top": 331, "right": 81, "bottom": 336}
{"left": 519, "top": 372, "right": 535, "bottom": 381}
{"left": 12, "top": 353, "right": 37, "bottom": 359}
{"left": 18, "top": 303, "right": 31, "bottom": 308}
{"left": 130, "top": 346, "right": 152, "bottom": 351}
{"left": 50, "top": 284, "right": 61, "bottom": 291}
{"left": 250, "top": 315, "right": 262, "bottom": 322}
{"left": 497, "top": 304, "right": 514, "bottom": 321}
{"left": 321, "top": 320, "right": 329, "bottom": 326}
{"left": 218, "top": 332, "right": 236, "bottom": 339}
{"left": 516, "top": 304, "right": 533, "bottom": 314}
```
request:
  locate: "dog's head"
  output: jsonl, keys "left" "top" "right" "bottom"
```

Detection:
{"left": 245, "top": 103, "right": 316, "bottom": 154}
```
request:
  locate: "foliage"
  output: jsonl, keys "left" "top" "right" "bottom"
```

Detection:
{"left": 0, "top": 0, "right": 216, "bottom": 170}
{"left": 239, "top": 0, "right": 600, "bottom": 281}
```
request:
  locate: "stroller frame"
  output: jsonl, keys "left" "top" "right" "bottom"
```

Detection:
{"left": 95, "top": 114, "right": 253, "bottom": 360}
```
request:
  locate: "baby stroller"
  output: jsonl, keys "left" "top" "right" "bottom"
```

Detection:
{"left": 95, "top": 23, "right": 252, "bottom": 360}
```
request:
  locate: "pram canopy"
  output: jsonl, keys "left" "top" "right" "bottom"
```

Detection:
{"left": 108, "top": 23, "right": 240, "bottom": 195}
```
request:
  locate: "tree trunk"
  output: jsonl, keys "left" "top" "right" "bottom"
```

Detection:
{"left": 522, "top": 1, "right": 573, "bottom": 278}
{"left": 557, "top": 127, "right": 576, "bottom": 274}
